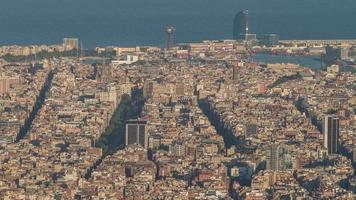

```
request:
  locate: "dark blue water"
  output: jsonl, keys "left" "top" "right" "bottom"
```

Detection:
{"left": 0, "top": 0, "right": 355, "bottom": 47}
{"left": 251, "top": 54, "right": 321, "bottom": 69}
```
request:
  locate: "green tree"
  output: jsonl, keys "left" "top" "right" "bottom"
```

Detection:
{"left": 96, "top": 90, "right": 145, "bottom": 157}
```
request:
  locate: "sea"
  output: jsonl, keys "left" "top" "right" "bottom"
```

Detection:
{"left": 0, "top": 0, "right": 355, "bottom": 48}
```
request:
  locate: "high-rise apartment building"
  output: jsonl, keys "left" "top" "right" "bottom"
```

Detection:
{"left": 323, "top": 115, "right": 340, "bottom": 155}
{"left": 232, "top": 65, "right": 238, "bottom": 81}
{"left": 0, "top": 75, "right": 10, "bottom": 95}
{"left": 266, "top": 143, "right": 280, "bottom": 171}
{"left": 125, "top": 119, "right": 148, "bottom": 149}
{"left": 169, "top": 140, "right": 186, "bottom": 157}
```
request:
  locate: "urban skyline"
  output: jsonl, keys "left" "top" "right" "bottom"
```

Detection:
{"left": 0, "top": 3, "right": 356, "bottom": 200}
{"left": 1, "top": 0, "right": 356, "bottom": 47}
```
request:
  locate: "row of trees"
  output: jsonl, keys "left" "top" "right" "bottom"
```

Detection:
{"left": 294, "top": 97, "right": 323, "bottom": 132}
{"left": 341, "top": 66, "right": 356, "bottom": 74}
{"left": 1, "top": 49, "right": 116, "bottom": 62}
{"left": 96, "top": 89, "right": 145, "bottom": 157}
{"left": 16, "top": 71, "right": 54, "bottom": 141}
{"left": 1, "top": 50, "right": 77, "bottom": 62}
{"left": 85, "top": 91, "right": 145, "bottom": 179}
{"left": 268, "top": 73, "right": 302, "bottom": 89}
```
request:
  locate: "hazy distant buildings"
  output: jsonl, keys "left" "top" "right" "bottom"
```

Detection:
{"left": 323, "top": 115, "right": 340, "bottom": 155}
{"left": 259, "top": 34, "right": 279, "bottom": 46}
{"left": 232, "top": 10, "right": 258, "bottom": 46}
{"left": 115, "top": 47, "right": 139, "bottom": 56}
{"left": 63, "top": 38, "right": 79, "bottom": 50}
{"left": 244, "top": 34, "right": 256, "bottom": 41}
{"left": 233, "top": 10, "right": 279, "bottom": 46}
{"left": 233, "top": 10, "right": 249, "bottom": 40}
{"left": 244, "top": 34, "right": 258, "bottom": 46}
{"left": 112, "top": 55, "right": 139, "bottom": 65}
{"left": 125, "top": 119, "right": 148, "bottom": 149}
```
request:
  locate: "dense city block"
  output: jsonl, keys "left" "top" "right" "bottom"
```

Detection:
{"left": 0, "top": 37, "right": 356, "bottom": 199}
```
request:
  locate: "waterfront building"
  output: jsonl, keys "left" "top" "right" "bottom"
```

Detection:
{"left": 125, "top": 119, "right": 148, "bottom": 149}
{"left": 322, "top": 45, "right": 342, "bottom": 68}
{"left": 112, "top": 55, "right": 139, "bottom": 65}
{"left": 244, "top": 34, "right": 258, "bottom": 46}
{"left": 340, "top": 45, "right": 350, "bottom": 59}
{"left": 259, "top": 34, "right": 279, "bottom": 46}
{"left": 63, "top": 38, "right": 79, "bottom": 50}
{"left": 115, "top": 47, "right": 139, "bottom": 56}
{"left": 323, "top": 115, "right": 340, "bottom": 155}
{"left": 233, "top": 10, "right": 249, "bottom": 40}
{"left": 245, "top": 34, "right": 256, "bottom": 41}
